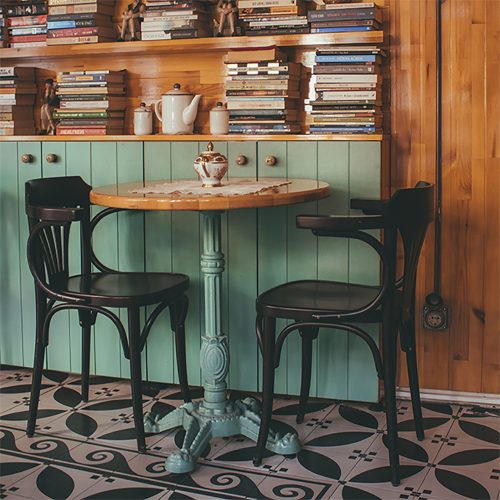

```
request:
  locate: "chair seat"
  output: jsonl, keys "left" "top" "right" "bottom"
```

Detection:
{"left": 257, "top": 280, "right": 381, "bottom": 320}
{"left": 54, "top": 272, "right": 189, "bottom": 307}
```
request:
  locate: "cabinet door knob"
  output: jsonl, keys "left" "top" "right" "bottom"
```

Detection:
{"left": 265, "top": 155, "right": 277, "bottom": 167}
{"left": 46, "top": 153, "right": 58, "bottom": 163}
{"left": 236, "top": 155, "right": 248, "bottom": 166}
{"left": 21, "top": 153, "right": 33, "bottom": 164}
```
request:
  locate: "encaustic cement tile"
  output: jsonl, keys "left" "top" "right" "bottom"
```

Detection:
{"left": 254, "top": 473, "right": 338, "bottom": 500}
{"left": 0, "top": 452, "right": 45, "bottom": 489}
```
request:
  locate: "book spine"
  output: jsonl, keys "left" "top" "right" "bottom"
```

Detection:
{"left": 316, "top": 55, "right": 378, "bottom": 63}
{"left": 9, "top": 41, "right": 47, "bottom": 48}
{"left": 47, "top": 27, "right": 100, "bottom": 37}
{"left": 5, "top": 4, "right": 47, "bottom": 17}
{"left": 9, "top": 34, "right": 47, "bottom": 43}
{"left": 48, "top": 5, "right": 101, "bottom": 15}
{"left": 141, "top": 29, "right": 200, "bottom": 40}
{"left": 48, "top": 0, "right": 97, "bottom": 5}
{"left": 238, "top": 0, "right": 298, "bottom": 7}
{"left": 56, "top": 128, "right": 108, "bottom": 135}
{"left": 60, "top": 101, "right": 111, "bottom": 109}
{"left": 321, "top": 2, "right": 375, "bottom": 9}
{"left": 311, "top": 26, "right": 373, "bottom": 33}
{"left": 10, "top": 26, "right": 47, "bottom": 36}
{"left": 53, "top": 111, "right": 109, "bottom": 118}
{"left": 57, "top": 74, "right": 108, "bottom": 82}
{"left": 308, "top": 9, "right": 378, "bottom": 21}
{"left": 0, "top": 68, "right": 16, "bottom": 77}
{"left": 46, "top": 35, "right": 105, "bottom": 44}
{"left": 315, "top": 74, "right": 378, "bottom": 83}
{"left": 245, "top": 27, "right": 309, "bottom": 36}
{"left": 7, "top": 15, "right": 48, "bottom": 27}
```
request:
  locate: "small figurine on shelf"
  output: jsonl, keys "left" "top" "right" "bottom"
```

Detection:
{"left": 216, "top": 0, "right": 238, "bottom": 37}
{"left": 40, "top": 78, "right": 59, "bottom": 135}
{"left": 117, "top": 0, "right": 146, "bottom": 41}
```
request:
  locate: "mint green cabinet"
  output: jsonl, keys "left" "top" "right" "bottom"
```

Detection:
{"left": 0, "top": 139, "right": 383, "bottom": 402}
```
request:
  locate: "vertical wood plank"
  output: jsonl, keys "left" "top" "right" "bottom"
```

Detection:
{"left": 0, "top": 142, "right": 23, "bottom": 366}
{"left": 227, "top": 141, "right": 258, "bottom": 392}
{"left": 257, "top": 141, "right": 288, "bottom": 393}
{"left": 171, "top": 141, "right": 202, "bottom": 386}
{"left": 286, "top": 141, "right": 318, "bottom": 396}
{"left": 90, "top": 142, "right": 122, "bottom": 378}
{"left": 65, "top": 142, "right": 92, "bottom": 374}
{"left": 144, "top": 141, "right": 175, "bottom": 383}
{"left": 347, "top": 142, "right": 381, "bottom": 402}
{"left": 116, "top": 141, "right": 145, "bottom": 378}
{"left": 317, "top": 141, "right": 350, "bottom": 399}
{"left": 41, "top": 142, "right": 70, "bottom": 372}
{"left": 17, "top": 142, "right": 42, "bottom": 369}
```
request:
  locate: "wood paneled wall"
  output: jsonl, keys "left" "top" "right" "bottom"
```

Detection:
{"left": 389, "top": 0, "right": 499, "bottom": 394}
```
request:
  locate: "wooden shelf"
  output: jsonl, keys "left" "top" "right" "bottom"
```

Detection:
{"left": 0, "top": 134, "right": 385, "bottom": 142}
{"left": 0, "top": 32, "right": 383, "bottom": 61}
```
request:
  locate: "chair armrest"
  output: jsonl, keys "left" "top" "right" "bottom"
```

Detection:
{"left": 296, "top": 214, "right": 389, "bottom": 234}
{"left": 350, "top": 198, "right": 388, "bottom": 215}
{"left": 26, "top": 205, "right": 86, "bottom": 222}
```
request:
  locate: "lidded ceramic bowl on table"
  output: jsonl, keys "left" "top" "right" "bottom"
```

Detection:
{"left": 193, "top": 142, "right": 228, "bottom": 187}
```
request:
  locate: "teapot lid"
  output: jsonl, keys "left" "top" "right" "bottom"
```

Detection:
{"left": 134, "top": 102, "right": 152, "bottom": 112}
{"left": 195, "top": 141, "right": 228, "bottom": 163}
{"left": 165, "top": 83, "right": 192, "bottom": 96}
{"left": 211, "top": 101, "right": 227, "bottom": 111}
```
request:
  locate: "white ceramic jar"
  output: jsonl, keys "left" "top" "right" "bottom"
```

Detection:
{"left": 193, "top": 141, "right": 228, "bottom": 187}
{"left": 133, "top": 102, "right": 153, "bottom": 135}
{"left": 209, "top": 102, "right": 229, "bottom": 135}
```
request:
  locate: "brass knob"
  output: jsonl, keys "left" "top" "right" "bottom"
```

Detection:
{"left": 46, "top": 153, "right": 58, "bottom": 163}
{"left": 236, "top": 155, "right": 248, "bottom": 166}
{"left": 265, "top": 155, "right": 277, "bottom": 167}
{"left": 21, "top": 153, "right": 33, "bottom": 164}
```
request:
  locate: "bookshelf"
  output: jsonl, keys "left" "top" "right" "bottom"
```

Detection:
{"left": 0, "top": 31, "right": 386, "bottom": 138}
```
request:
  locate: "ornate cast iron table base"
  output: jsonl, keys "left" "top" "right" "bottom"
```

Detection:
{"left": 143, "top": 211, "right": 300, "bottom": 474}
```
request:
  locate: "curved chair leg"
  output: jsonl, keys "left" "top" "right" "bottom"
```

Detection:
{"left": 253, "top": 316, "right": 276, "bottom": 467}
{"left": 383, "top": 315, "right": 400, "bottom": 487}
{"left": 79, "top": 310, "right": 93, "bottom": 403}
{"left": 297, "top": 327, "right": 319, "bottom": 424}
{"left": 128, "top": 307, "right": 146, "bottom": 453}
{"left": 402, "top": 321, "right": 424, "bottom": 441}
{"left": 170, "top": 295, "right": 191, "bottom": 403}
{"left": 27, "top": 293, "right": 47, "bottom": 437}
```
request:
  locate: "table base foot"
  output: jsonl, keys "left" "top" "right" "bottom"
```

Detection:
{"left": 144, "top": 397, "right": 300, "bottom": 474}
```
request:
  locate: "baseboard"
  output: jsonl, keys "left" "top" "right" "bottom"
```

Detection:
{"left": 397, "top": 387, "right": 500, "bottom": 406}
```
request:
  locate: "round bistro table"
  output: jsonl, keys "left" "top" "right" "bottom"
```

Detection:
{"left": 90, "top": 178, "right": 330, "bottom": 473}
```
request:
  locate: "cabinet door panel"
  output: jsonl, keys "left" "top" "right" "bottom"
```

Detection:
{"left": 286, "top": 141, "right": 319, "bottom": 396}
{"left": 17, "top": 142, "right": 42, "bottom": 368}
{"left": 171, "top": 142, "right": 202, "bottom": 386}
{"left": 90, "top": 142, "right": 122, "bottom": 378}
{"left": 0, "top": 143, "right": 23, "bottom": 366}
{"left": 317, "top": 141, "right": 350, "bottom": 400}
{"left": 66, "top": 142, "right": 92, "bottom": 374}
{"left": 257, "top": 141, "right": 288, "bottom": 393}
{"left": 144, "top": 142, "right": 175, "bottom": 383}
{"left": 41, "top": 142, "right": 71, "bottom": 372}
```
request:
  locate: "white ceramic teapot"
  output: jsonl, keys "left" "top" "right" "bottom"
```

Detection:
{"left": 154, "top": 83, "right": 202, "bottom": 135}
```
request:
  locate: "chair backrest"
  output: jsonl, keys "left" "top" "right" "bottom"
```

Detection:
{"left": 25, "top": 176, "right": 92, "bottom": 288}
{"left": 387, "top": 181, "right": 435, "bottom": 323}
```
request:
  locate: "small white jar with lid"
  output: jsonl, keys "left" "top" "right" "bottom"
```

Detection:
{"left": 209, "top": 101, "right": 229, "bottom": 135}
{"left": 133, "top": 102, "right": 153, "bottom": 135}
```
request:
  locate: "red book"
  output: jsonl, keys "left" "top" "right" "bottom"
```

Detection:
{"left": 7, "top": 15, "right": 47, "bottom": 27}
{"left": 9, "top": 34, "right": 47, "bottom": 43}
{"left": 56, "top": 127, "right": 107, "bottom": 136}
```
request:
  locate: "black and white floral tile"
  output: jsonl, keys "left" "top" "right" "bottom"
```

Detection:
{"left": 0, "top": 366, "right": 498, "bottom": 500}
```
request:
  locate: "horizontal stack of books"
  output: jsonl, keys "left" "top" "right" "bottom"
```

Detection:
{"left": 306, "top": 46, "right": 383, "bottom": 135}
{"left": 54, "top": 69, "right": 126, "bottom": 136}
{"left": 308, "top": 1, "right": 381, "bottom": 34}
{"left": 225, "top": 47, "right": 302, "bottom": 135}
{"left": 3, "top": 1, "right": 48, "bottom": 48}
{"left": 141, "top": 0, "right": 210, "bottom": 41}
{"left": 238, "top": 0, "right": 308, "bottom": 36}
{"left": 0, "top": 67, "right": 36, "bottom": 136}
{"left": 47, "top": 0, "right": 115, "bottom": 45}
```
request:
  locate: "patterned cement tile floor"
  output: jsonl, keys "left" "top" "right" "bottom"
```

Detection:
{"left": 0, "top": 367, "right": 498, "bottom": 500}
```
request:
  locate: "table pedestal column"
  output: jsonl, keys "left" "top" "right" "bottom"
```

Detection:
{"left": 144, "top": 211, "right": 300, "bottom": 474}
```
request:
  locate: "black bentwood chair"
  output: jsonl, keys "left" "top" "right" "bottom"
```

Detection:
{"left": 25, "top": 176, "right": 191, "bottom": 452}
{"left": 254, "top": 182, "right": 434, "bottom": 486}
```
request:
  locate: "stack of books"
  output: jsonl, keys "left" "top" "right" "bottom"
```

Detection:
{"left": 46, "top": 0, "right": 115, "bottom": 45}
{"left": 3, "top": 1, "right": 48, "bottom": 48}
{"left": 141, "top": 0, "right": 210, "bottom": 41}
{"left": 306, "top": 46, "right": 383, "bottom": 135}
{"left": 0, "top": 66, "right": 37, "bottom": 136}
{"left": 238, "top": 0, "right": 308, "bottom": 36}
{"left": 225, "top": 47, "right": 302, "bottom": 135}
{"left": 54, "top": 69, "right": 126, "bottom": 136}
{"left": 308, "top": 1, "right": 381, "bottom": 34}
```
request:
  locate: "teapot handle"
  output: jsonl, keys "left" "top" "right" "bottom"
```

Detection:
{"left": 154, "top": 99, "right": 163, "bottom": 122}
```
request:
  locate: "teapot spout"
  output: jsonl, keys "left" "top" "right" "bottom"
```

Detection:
{"left": 183, "top": 94, "right": 202, "bottom": 127}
